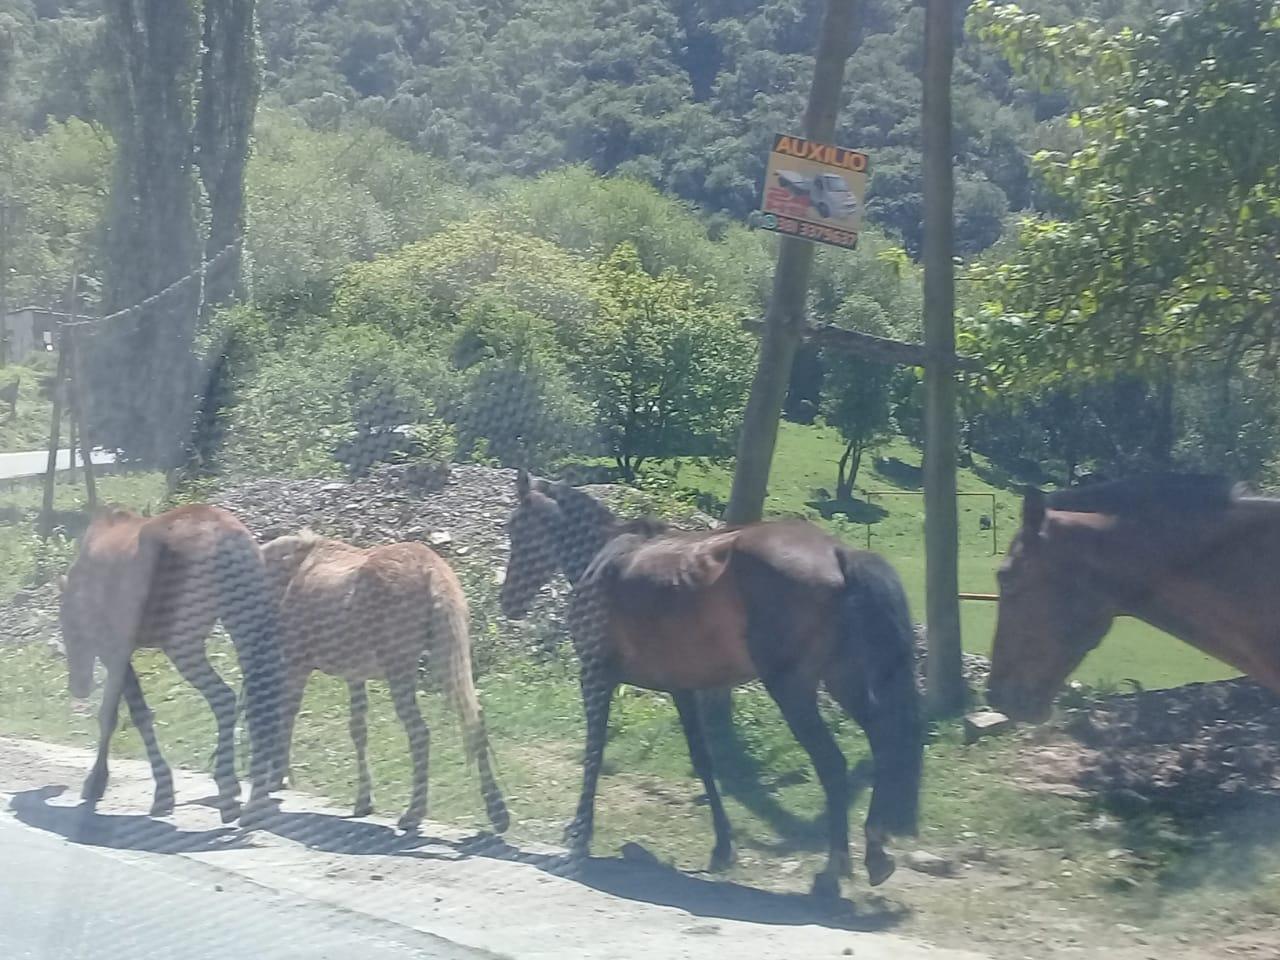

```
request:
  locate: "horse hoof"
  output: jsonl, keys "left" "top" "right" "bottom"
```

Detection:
{"left": 150, "top": 790, "right": 175, "bottom": 818}
{"left": 353, "top": 800, "right": 374, "bottom": 819}
{"left": 487, "top": 800, "right": 511, "bottom": 834}
{"left": 867, "top": 851, "right": 896, "bottom": 887}
{"left": 810, "top": 871, "right": 842, "bottom": 901}
{"left": 398, "top": 811, "right": 423, "bottom": 833}
{"left": 709, "top": 843, "right": 736, "bottom": 872}
{"left": 81, "top": 769, "right": 108, "bottom": 803}
{"left": 219, "top": 800, "right": 243, "bottom": 825}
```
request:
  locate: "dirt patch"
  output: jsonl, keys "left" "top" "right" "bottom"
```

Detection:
{"left": 1049, "top": 679, "right": 1280, "bottom": 818}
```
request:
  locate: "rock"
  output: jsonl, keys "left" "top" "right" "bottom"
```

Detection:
{"left": 428, "top": 530, "right": 453, "bottom": 548}
{"left": 964, "top": 710, "right": 1012, "bottom": 744}
{"left": 905, "top": 850, "right": 956, "bottom": 877}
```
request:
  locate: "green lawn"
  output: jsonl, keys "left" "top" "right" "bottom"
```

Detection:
{"left": 660, "top": 423, "right": 1237, "bottom": 691}
{"left": 0, "top": 356, "right": 58, "bottom": 453}
{"left": 0, "top": 471, "right": 169, "bottom": 597}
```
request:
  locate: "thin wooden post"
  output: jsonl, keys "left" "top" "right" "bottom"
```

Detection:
{"left": 39, "top": 343, "right": 67, "bottom": 539}
{"left": 64, "top": 275, "right": 96, "bottom": 509}
{"left": 67, "top": 402, "right": 78, "bottom": 484}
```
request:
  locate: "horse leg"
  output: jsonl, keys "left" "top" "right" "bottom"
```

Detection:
{"left": 671, "top": 690, "right": 734, "bottom": 871}
{"left": 763, "top": 671, "right": 851, "bottom": 900}
{"left": 824, "top": 671, "right": 896, "bottom": 887}
{"left": 565, "top": 659, "right": 616, "bottom": 860}
{"left": 387, "top": 669, "right": 429, "bottom": 832}
{"left": 171, "top": 649, "right": 241, "bottom": 823}
{"left": 272, "top": 666, "right": 310, "bottom": 791}
{"left": 121, "top": 664, "right": 175, "bottom": 816}
{"left": 81, "top": 662, "right": 127, "bottom": 806}
{"left": 348, "top": 680, "right": 374, "bottom": 818}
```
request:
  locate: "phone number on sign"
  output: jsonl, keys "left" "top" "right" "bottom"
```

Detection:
{"left": 761, "top": 214, "right": 857, "bottom": 249}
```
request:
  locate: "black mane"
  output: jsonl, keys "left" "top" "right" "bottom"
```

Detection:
{"left": 1044, "top": 473, "right": 1243, "bottom": 516}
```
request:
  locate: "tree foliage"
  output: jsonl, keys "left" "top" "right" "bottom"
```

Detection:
{"left": 968, "top": 0, "right": 1280, "bottom": 388}
{"left": 582, "top": 244, "right": 754, "bottom": 479}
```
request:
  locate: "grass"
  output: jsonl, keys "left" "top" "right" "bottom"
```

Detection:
{"left": 0, "top": 422, "right": 1263, "bottom": 953}
{"left": 0, "top": 470, "right": 169, "bottom": 597}
{"left": 0, "top": 355, "right": 58, "bottom": 453}
{"left": 3, "top": 637, "right": 1278, "bottom": 953}
{"left": 659, "top": 423, "right": 1238, "bottom": 691}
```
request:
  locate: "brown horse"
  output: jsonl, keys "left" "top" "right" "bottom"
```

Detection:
{"left": 988, "top": 474, "right": 1280, "bottom": 721}
{"left": 499, "top": 471, "right": 921, "bottom": 897}
{"left": 261, "top": 531, "right": 509, "bottom": 834}
{"left": 58, "top": 505, "right": 281, "bottom": 822}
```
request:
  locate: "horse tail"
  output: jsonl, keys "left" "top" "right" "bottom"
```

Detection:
{"left": 837, "top": 549, "right": 923, "bottom": 837}
{"left": 431, "top": 562, "right": 510, "bottom": 833}
{"left": 216, "top": 529, "right": 283, "bottom": 802}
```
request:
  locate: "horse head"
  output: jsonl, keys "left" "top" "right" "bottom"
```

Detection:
{"left": 500, "top": 469, "right": 565, "bottom": 619}
{"left": 986, "top": 487, "right": 1115, "bottom": 722}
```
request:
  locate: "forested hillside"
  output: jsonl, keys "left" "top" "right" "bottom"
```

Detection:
{"left": 1, "top": 0, "right": 1177, "bottom": 257}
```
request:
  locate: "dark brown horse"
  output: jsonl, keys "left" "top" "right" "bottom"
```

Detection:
{"left": 988, "top": 474, "right": 1280, "bottom": 721}
{"left": 500, "top": 471, "right": 921, "bottom": 897}
{"left": 261, "top": 530, "right": 509, "bottom": 833}
{"left": 58, "top": 505, "right": 281, "bottom": 822}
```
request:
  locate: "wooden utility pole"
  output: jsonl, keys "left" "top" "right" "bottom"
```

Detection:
{"left": 39, "top": 344, "right": 67, "bottom": 539}
{"left": 725, "top": 0, "right": 858, "bottom": 525}
{"left": 64, "top": 274, "right": 97, "bottom": 509}
{"left": 922, "top": 0, "right": 965, "bottom": 716}
{"left": 707, "top": 0, "right": 858, "bottom": 738}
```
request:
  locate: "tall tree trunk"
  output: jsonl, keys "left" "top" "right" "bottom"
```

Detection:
{"left": 196, "top": 0, "right": 258, "bottom": 309}
{"left": 95, "top": 0, "right": 202, "bottom": 469}
{"left": 182, "top": 0, "right": 260, "bottom": 480}
{"left": 922, "top": 0, "right": 965, "bottom": 716}
{"left": 725, "top": 0, "right": 857, "bottom": 526}
{"left": 712, "top": 0, "right": 858, "bottom": 738}
{"left": 836, "top": 438, "right": 863, "bottom": 501}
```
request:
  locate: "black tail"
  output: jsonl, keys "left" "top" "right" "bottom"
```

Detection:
{"left": 216, "top": 533, "right": 283, "bottom": 797}
{"left": 838, "top": 550, "right": 923, "bottom": 837}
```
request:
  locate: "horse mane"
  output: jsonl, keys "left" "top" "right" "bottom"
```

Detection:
{"left": 542, "top": 481, "right": 618, "bottom": 529}
{"left": 1044, "top": 473, "right": 1246, "bottom": 516}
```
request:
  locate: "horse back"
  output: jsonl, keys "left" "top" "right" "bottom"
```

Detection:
{"left": 70, "top": 504, "right": 261, "bottom": 651}
{"left": 284, "top": 539, "right": 463, "bottom": 676}
{"left": 583, "top": 519, "right": 847, "bottom": 691}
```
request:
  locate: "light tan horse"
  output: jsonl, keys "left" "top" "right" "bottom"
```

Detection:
{"left": 261, "top": 531, "right": 509, "bottom": 833}
{"left": 988, "top": 473, "right": 1280, "bottom": 721}
{"left": 58, "top": 505, "right": 282, "bottom": 823}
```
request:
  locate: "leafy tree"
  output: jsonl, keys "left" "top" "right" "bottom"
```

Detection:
{"left": 968, "top": 0, "right": 1280, "bottom": 388}
{"left": 447, "top": 293, "right": 595, "bottom": 471}
{"left": 220, "top": 321, "right": 456, "bottom": 478}
{"left": 244, "top": 112, "right": 473, "bottom": 304}
{"left": 823, "top": 354, "right": 894, "bottom": 500}
{"left": 0, "top": 118, "right": 111, "bottom": 307}
{"left": 582, "top": 244, "right": 754, "bottom": 480}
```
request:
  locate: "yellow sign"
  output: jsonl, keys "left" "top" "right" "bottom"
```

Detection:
{"left": 758, "top": 133, "right": 868, "bottom": 250}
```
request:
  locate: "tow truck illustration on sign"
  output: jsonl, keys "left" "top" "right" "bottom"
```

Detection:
{"left": 759, "top": 133, "right": 868, "bottom": 250}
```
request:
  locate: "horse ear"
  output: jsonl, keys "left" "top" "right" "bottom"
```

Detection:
{"left": 1022, "top": 486, "right": 1046, "bottom": 534}
{"left": 516, "top": 468, "right": 531, "bottom": 501}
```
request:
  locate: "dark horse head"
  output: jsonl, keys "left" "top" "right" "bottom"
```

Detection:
{"left": 987, "top": 475, "right": 1238, "bottom": 721}
{"left": 500, "top": 469, "right": 616, "bottom": 619}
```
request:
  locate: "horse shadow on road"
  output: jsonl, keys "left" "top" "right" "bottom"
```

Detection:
{"left": 259, "top": 807, "right": 904, "bottom": 932}
{"left": 10, "top": 784, "right": 906, "bottom": 933}
{"left": 8, "top": 784, "right": 251, "bottom": 854}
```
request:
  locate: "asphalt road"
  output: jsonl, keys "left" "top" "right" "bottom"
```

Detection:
{"left": 0, "top": 817, "right": 488, "bottom": 960}
{"left": 0, "top": 449, "right": 116, "bottom": 481}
